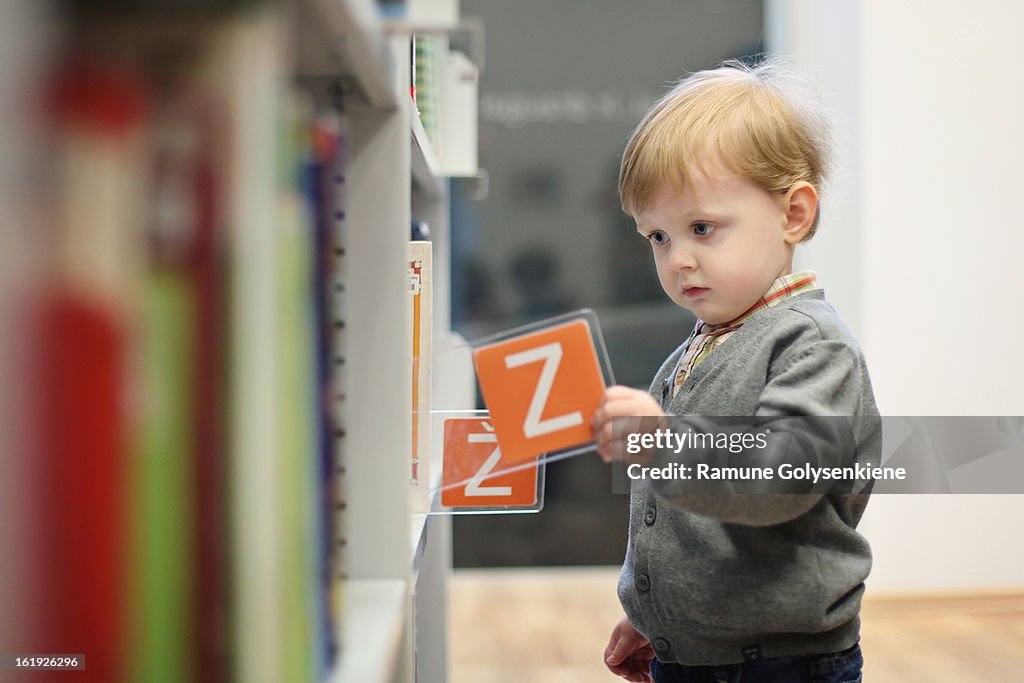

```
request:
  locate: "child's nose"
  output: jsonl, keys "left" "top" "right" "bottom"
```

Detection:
{"left": 669, "top": 244, "right": 697, "bottom": 270}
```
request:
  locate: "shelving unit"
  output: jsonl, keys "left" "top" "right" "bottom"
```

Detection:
{"left": 298, "top": 2, "right": 475, "bottom": 682}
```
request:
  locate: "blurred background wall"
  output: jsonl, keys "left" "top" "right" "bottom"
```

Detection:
{"left": 766, "top": 0, "right": 1024, "bottom": 590}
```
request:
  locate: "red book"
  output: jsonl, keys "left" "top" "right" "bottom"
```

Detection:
{"left": 28, "top": 55, "right": 149, "bottom": 682}
{"left": 35, "top": 295, "right": 127, "bottom": 683}
{"left": 184, "top": 95, "right": 228, "bottom": 683}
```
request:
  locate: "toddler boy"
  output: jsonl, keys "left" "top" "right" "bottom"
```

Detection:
{"left": 592, "top": 58, "right": 879, "bottom": 683}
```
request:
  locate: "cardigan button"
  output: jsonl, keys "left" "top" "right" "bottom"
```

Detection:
{"left": 652, "top": 637, "right": 670, "bottom": 654}
{"left": 636, "top": 574, "right": 651, "bottom": 592}
{"left": 644, "top": 507, "right": 657, "bottom": 526}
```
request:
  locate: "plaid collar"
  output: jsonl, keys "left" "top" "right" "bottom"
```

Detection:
{"left": 700, "top": 270, "right": 819, "bottom": 335}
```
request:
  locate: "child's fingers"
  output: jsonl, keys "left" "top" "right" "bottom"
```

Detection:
{"left": 594, "top": 422, "right": 621, "bottom": 463}
{"left": 608, "top": 657, "right": 652, "bottom": 682}
{"left": 606, "top": 660, "right": 642, "bottom": 678}
{"left": 604, "top": 616, "right": 641, "bottom": 665}
{"left": 605, "top": 385, "right": 662, "bottom": 415}
{"left": 605, "top": 395, "right": 660, "bottom": 420}
{"left": 605, "top": 384, "right": 642, "bottom": 400}
{"left": 605, "top": 617, "right": 654, "bottom": 680}
{"left": 592, "top": 407, "right": 615, "bottom": 456}
{"left": 594, "top": 393, "right": 666, "bottom": 464}
{"left": 595, "top": 418, "right": 646, "bottom": 463}
{"left": 603, "top": 627, "right": 623, "bottom": 664}
{"left": 605, "top": 661, "right": 628, "bottom": 675}
{"left": 622, "top": 655, "right": 654, "bottom": 683}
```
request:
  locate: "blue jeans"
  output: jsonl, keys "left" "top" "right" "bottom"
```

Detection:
{"left": 650, "top": 643, "right": 863, "bottom": 683}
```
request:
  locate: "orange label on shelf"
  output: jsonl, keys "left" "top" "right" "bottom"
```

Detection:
{"left": 472, "top": 319, "right": 605, "bottom": 464}
{"left": 441, "top": 418, "right": 539, "bottom": 507}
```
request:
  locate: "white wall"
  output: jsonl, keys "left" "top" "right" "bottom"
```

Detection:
{"left": 765, "top": 0, "right": 863, "bottom": 336}
{"left": 767, "top": 0, "right": 1024, "bottom": 590}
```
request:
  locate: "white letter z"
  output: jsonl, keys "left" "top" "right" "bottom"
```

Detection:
{"left": 504, "top": 342, "right": 583, "bottom": 439}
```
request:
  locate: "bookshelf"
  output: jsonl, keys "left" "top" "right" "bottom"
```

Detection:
{"left": 279, "top": 3, "right": 475, "bottom": 682}
{"left": 0, "top": 1, "right": 477, "bottom": 682}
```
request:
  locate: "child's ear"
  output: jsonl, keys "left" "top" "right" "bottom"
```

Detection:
{"left": 782, "top": 182, "right": 818, "bottom": 244}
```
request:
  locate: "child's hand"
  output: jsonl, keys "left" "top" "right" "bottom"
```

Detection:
{"left": 604, "top": 615, "right": 655, "bottom": 682}
{"left": 592, "top": 385, "right": 665, "bottom": 463}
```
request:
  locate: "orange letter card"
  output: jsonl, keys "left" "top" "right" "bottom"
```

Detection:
{"left": 472, "top": 319, "right": 606, "bottom": 465}
{"left": 441, "top": 418, "right": 539, "bottom": 508}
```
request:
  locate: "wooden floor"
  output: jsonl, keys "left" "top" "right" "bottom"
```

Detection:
{"left": 449, "top": 567, "right": 1024, "bottom": 683}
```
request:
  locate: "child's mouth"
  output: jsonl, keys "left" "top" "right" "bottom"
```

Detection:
{"left": 682, "top": 286, "right": 709, "bottom": 298}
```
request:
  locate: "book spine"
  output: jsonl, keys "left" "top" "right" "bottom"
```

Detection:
{"left": 309, "top": 109, "right": 346, "bottom": 675}
{"left": 37, "top": 54, "right": 150, "bottom": 682}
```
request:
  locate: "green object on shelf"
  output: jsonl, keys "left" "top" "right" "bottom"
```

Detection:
{"left": 414, "top": 34, "right": 440, "bottom": 148}
{"left": 276, "top": 93, "right": 318, "bottom": 683}
{"left": 131, "top": 270, "right": 196, "bottom": 683}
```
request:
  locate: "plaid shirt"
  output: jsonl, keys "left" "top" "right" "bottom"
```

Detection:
{"left": 671, "top": 271, "right": 819, "bottom": 398}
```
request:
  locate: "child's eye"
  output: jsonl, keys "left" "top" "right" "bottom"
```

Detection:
{"left": 693, "top": 222, "right": 715, "bottom": 237}
{"left": 645, "top": 230, "right": 669, "bottom": 246}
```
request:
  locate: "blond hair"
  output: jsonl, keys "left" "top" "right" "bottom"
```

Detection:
{"left": 619, "top": 57, "right": 833, "bottom": 240}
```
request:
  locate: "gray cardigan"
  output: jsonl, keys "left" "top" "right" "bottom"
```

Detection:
{"left": 618, "top": 289, "right": 880, "bottom": 665}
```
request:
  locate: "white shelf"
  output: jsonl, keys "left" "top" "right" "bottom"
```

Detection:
{"left": 299, "top": 0, "right": 399, "bottom": 109}
{"left": 411, "top": 511, "right": 429, "bottom": 564}
{"left": 411, "top": 467, "right": 445, "bottom": 575}
{"left": 333, "top": 579, "right": 408, "bottom": 683}
{"left": 296, "top": 4, "right": 475, "bottom": 680}
{"left": 411, "top": 112, "right": 442, "bottom": 198}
